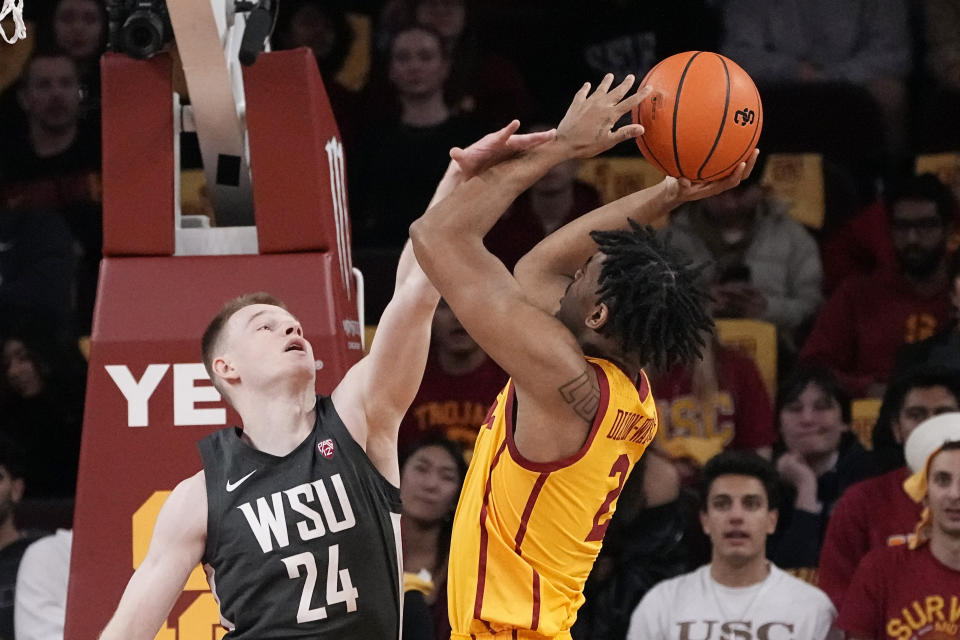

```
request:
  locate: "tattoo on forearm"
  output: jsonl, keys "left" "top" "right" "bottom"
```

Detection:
{"left": 558, "top": 371, "right": 601, "bottom": 423}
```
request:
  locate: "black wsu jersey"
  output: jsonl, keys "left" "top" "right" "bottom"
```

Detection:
{"left": 198, "top": 395, "right": 402, "bottom": 639}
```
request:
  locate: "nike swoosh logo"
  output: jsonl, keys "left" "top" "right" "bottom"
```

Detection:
{"left": 226, "top": 470, "right": 256, "bottom": 492}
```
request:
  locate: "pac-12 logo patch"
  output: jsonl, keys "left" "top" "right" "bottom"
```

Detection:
{"left": 318, "top": 439, "right": 336, "bottom": 459}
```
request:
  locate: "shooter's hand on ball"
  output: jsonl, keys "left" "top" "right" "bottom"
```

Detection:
{"left": 663, "top": 148, "right": 760, "bottom": 205}
{"left": 555, "top": 73, "right": 650, "bottom": 158}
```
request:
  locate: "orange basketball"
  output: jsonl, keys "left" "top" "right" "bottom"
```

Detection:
{"left": 632, "top": 51, "right": 762, "bottom": 181}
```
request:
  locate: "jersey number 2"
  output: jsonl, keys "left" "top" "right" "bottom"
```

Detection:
{"left": 281, "top": 544, "right": 359, "bottom": 623}
{"left": 584, "top": 454, "right": 630, "bottom": 542}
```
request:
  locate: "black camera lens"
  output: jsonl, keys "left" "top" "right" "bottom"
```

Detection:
{"left": 120, "top": 10, "right": 165, "bottom": 58}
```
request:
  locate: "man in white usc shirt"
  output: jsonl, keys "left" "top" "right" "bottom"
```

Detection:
{"left": 627, "top": 451, "right": 839, "bottom": 640}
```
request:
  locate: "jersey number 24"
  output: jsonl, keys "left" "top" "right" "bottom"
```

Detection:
{"left": 281, "top": 544, "right": 359, "bottom": 623}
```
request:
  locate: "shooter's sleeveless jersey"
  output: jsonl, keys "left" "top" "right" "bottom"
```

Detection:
{"left": 448, "top": 358, "right": 658, "bottom": 639}
{"left": 198, "top": 395, "right": 402, "bottom": 639}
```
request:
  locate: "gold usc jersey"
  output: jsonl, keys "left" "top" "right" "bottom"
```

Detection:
{"left": 448, "top": 357, "right": 657, "bottom": 639}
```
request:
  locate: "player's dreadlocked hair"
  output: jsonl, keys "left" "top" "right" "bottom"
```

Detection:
{"left": 589, "top": 220, "right": 713, "bottom": 370}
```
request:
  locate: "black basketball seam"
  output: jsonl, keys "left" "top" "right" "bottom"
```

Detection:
{"left": 639, "top": 135, "right": 671, "bottom": 176}
{"left": 637, "top": 59, "right": 672, "bottom": 176}
{"left": 703, "top": 79, "right": 762, "bottom": 180}
{"left": 697, "top": 54, "right": 731, "bottom": 180}
{"left": 672, "top": 51, "right": 702, "bottom": 179}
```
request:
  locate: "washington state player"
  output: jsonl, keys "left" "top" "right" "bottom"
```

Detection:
{"left": 97, "top": 123, "right": 553, "bottom": 640}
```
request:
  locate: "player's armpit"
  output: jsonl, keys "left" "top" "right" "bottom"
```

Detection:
{"left": 99, "top": 472, "right": 207, "bottom": 640}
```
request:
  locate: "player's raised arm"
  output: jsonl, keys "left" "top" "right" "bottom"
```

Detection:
{"left": 409, "top": 75, "right": 648, "bottom": 445}
{"left": 99, "top": 473, "right": 206, "bottom": 640}
{"left": 513, "top": 151, "right": 759, "bottom": 314}
{"left": 331, "top": 123, "right": 554, "bottom": 482}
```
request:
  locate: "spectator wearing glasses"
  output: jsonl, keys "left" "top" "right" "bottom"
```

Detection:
{"left": 801, "top": 173, "right": 957, "bottom": 397}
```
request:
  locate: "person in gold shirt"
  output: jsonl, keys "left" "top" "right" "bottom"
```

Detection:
{"left": 410, "top": 75, "right": 758, "bottom": 640}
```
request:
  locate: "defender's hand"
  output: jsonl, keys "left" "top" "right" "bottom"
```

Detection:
{"left": 450, "top": 120, "right": 556, "bottom": 178}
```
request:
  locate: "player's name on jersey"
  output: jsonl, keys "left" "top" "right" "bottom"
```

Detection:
{"left": 605, "top": 408, "right": 655, "bottom": 444}
{"left": 237, "top": 473, "right": 357, "bottom": 554}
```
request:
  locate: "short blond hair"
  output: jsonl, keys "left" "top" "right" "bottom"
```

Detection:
{"left": 201, "top": 292, "right": 288, "bottom": 396}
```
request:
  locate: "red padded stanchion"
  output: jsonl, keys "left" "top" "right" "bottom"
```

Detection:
{"left": 244, "top": 49, "right": 350, "bottom": 257}
{"left": 100, "top": 53, "right": 176, "bottom": 256}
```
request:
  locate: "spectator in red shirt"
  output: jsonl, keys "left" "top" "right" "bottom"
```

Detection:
{"left": 818, "top": 366, "right": 960, "bottom": 611}
{"left": 820, "top": 199, "right": 896, "bottom": 295}
{"left": 397, "top": 299, "right": 506, "bottom": 458}
{"left": 652, "top": 333, "right": 776, "bottom": 484}
{"left": 838, "top": 413, "right": 960, "bottom": 640}
{"left": 801, "top": 173, "right": 958, "bottom": 397}
{"left": 895, "top": 249, "right": 960, "bottom": 374}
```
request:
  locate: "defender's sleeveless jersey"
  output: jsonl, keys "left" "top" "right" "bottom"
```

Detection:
{"left": 448, "top": 358, "right": 657, "bottom": 639}
{"left": 198, "top": 395, "right": 402, "bottom": 639}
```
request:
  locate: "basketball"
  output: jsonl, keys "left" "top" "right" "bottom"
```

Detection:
{"left": 632, "top": 51, "right": 762, "bottom": 181}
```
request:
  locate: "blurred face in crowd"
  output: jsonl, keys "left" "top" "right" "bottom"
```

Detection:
{"left": 701, "top": 183, "right": 764, "bottom": 236}
{"left": 389, "top": 28, "right": 449, "bottom": 100}
{"left": 19, "top": 56, "right": 81, "bottom": 132}
{"left": 2, "top": 340, "right": 44, "bottom": 399}
{"left": 400, "top": 445, "right": 462, "bottom": 524}
{"left": 0, "top": 465, "right": 24, "bottom": 528}
{"left": 415, "top": 0, "right": 466, "bottom": 42}
{"left": 927, "top": 448, "right": 960, "bottom": 538}
{"left": 893, "top": 386, "right": 959, "bottom": 444}
{"left": 432, "top": 299, "right": 477, "bottom": 357}
{"left": 54, "top": 0, "right": 104, "bottom": 60}
{"left": 701, "top": 474, "right": 777, "bottom": 565}
{"left": 890, "top": 199, "right": 947, "bottom": 279}
{"left": 287, "top": 3, "right": 337, "bottom": 60}
{"left": 779, "top": 382, "right": 846, "bottom": 459}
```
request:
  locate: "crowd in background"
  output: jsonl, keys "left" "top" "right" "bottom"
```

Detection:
{"left": 1, "top": 0, "right": 960, "bottom": 638}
